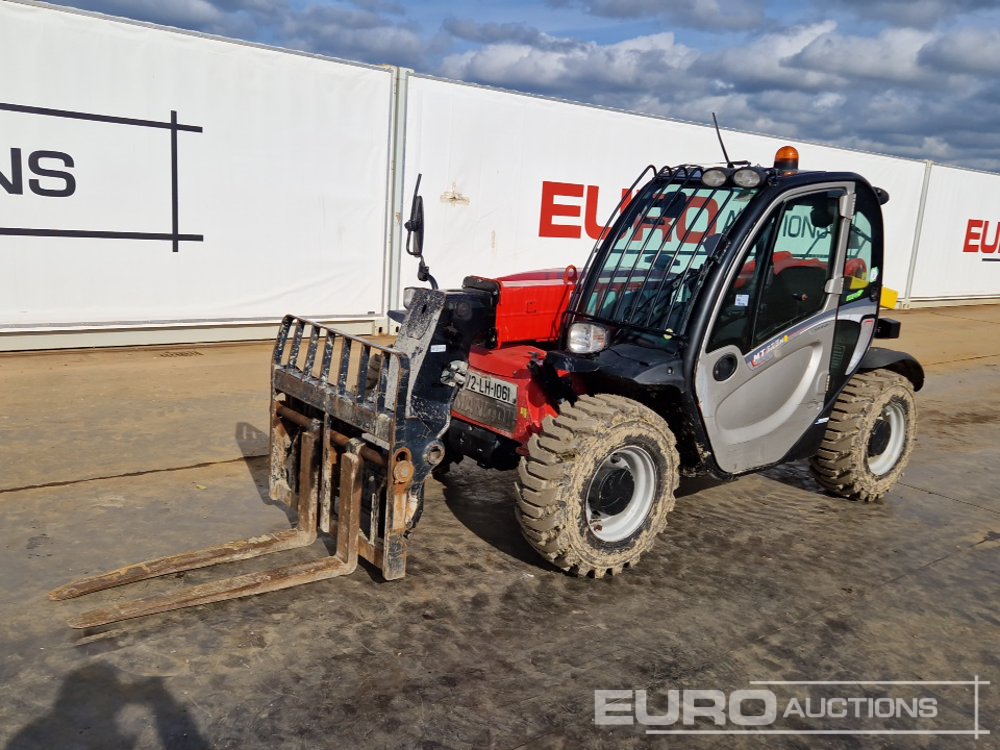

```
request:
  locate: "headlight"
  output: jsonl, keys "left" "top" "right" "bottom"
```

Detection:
{"left": 732, "top": 167, "right": 763, "bottom": 188}
{"left": 567, "top": 322, "right": 609, "bottom": 354}
{"left": 402, "top": 287, "right": 417, "bottom": 309}
{"left": 702, "top": 168, "right": 729, "bottom": 187}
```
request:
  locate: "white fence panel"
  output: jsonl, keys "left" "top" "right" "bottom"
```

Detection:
{"left": 401, "top": 76, "right": 926, "bottom": 297}
{"left": 908, "top": 165, "right": 1000, "bottom": 300}
{"left": 0, "top": 2, "right": 393, "bottom": 331}
{"left": 4, "top": 3, "right": 998, "bottom": 349}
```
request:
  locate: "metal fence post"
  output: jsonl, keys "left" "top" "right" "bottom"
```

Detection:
{"left": 902, "top": 159, "right": 933, "bottom": 308}
{"left": 381, "top": 66, "right": 412, "bottom": 329}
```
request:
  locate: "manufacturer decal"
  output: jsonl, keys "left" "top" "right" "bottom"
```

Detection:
{"left": 750, "top": 335, "right": 788, "bottom": 369}
{"left": 869, "top": 266, "right": 879, "bottom": 282}
{"left": 745, "top": 312, "right": 837, "bottom": 370}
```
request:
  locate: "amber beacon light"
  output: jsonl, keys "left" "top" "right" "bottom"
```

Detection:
{"left": 774, "top": 145, "right": 800, "bottom": 172}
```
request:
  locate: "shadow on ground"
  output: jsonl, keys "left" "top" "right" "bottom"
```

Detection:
{"left": 234, "top": 421, "right": 296, "bottom": 525}
{"left": 761, "top": 458, "right": 831, "bottom": 495}
{"left": 438, "top": 463, "right": 555, "bottom": 571}
{"left": 4, "top": 664, "right": 210, "bottom": 750}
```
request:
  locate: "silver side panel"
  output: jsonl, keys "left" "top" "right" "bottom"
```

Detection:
{"left": 695, "top": 182, "right": 853, "bottom": 474}
{"left": 697, "top": 312, "right": 836, "bottom": 472}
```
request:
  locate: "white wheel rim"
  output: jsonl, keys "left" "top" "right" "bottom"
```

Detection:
{"left": 585, "top": 445, "right": 657, "bottom": 542}
{"left": 867, "top": 400, "right": 907, "bottom": 476}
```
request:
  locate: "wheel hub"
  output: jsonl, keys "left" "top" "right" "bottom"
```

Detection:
{"left": 868, "top": 418, "right": 891, "bottom": 457}
{"left": 593, "top": 465, "right": 635, "bottom": 517}
{"left": 866, "top": 400, "right": 907, "bottom": 477}
{"left": 585, "top": 446, "right": 656, "bottom": 543}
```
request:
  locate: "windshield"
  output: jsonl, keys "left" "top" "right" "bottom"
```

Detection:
{"left": 576, "top": 169, "right": 760, "bottom": 337}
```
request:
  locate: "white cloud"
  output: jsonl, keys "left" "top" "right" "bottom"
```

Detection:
{"left": 550, "top": 0, "right": 766, "bottom": 31}
{"left": 442, "top": 18, "right": 579, "bottom": 51}
{"left": 43, "top": 0, "right": 1000, "bottom": 172}
{"left": 440, "top": 32, "right": 697, "bottom": 97}
{"left": 282, "top": 5, "right": 429, "bottom": 65}
{"left": 918, "top": 28, "right": 1000, "bottom": 75}
{"left": 814, "top": 0, "right": 998, "bottom": 29}
{"left": 696, "top": 21, "right": 840, "bottom": 91}
{"left": 67, "top": 0, "right": 226, "bottom": 27}
{"left": 791, "top": 27, "right": 937, "bottom": 85}
{"left": 679, "top": 0, "right": 765, "bottom": 30}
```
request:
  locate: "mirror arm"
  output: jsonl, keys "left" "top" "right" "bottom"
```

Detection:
{"left": 417, "top": 259, "right": 438, "bottom": 290}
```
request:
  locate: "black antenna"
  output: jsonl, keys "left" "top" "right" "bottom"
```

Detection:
{"left": 712, "top": 112, "right": 734, "bottom": 168}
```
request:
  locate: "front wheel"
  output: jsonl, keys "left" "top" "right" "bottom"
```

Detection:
{"left": 515, "top": 394, "right": 680, "bottom": 577}
{"left": 809, "top": 370, "right": 917, "bottom": 502}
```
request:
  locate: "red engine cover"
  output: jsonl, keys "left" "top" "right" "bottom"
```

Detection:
{"left": 489, "top": 266, "right": 578, "bottom": 347}
{"left": 449, "top": 266, "right": 581, "bottom": 447}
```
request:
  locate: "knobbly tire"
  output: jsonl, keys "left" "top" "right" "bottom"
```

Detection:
{"left": 809, "top": 370, "right": 917, "bottom": 503}
{"left": 515, "top": 394, "right": 680, "bottom": 577}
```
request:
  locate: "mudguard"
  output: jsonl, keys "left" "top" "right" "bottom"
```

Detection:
{"left": 858, "top": 347, "right": 924, "bottom": 391}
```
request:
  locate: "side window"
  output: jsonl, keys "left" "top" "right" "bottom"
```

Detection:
{"left": 844, "top": 203, "right": 874, "bottom": 294}
{"left": 706, "top": 212, "right": 780, "bottom": 352}
{"left": 754, "top": 191, "right": 841, "bottom": 345}
{"left": 707, "top": 190, "right": 842, "bottom": 353}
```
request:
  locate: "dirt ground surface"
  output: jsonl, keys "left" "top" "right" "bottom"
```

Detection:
{"left": 0, "top": 306, "right": 997, "bottom": 749}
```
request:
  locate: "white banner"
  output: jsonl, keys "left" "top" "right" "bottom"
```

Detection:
{"left": 400, "top": 76, "right": 926, "bottom": 298}
{"left": 0, "top": 2, "right": 393, "bottom": 330}
{"left": 3, "top": 4, "right": 998, "bottom": 346}
{"left": 908, "top": 165, "right": 1000, "bottom": 300}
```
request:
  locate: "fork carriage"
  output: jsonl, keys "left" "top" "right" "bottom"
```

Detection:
{"left": 51, "top": 290, "right": 473, "bottom": 628}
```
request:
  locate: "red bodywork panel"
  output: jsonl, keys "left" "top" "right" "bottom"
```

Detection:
{"left": 488, "top": 266, "right": 578, "bottom": 347}
{"left": 452, "top": 266, "right": 580, "bottom": 449}
{"left": 459, "top": 344, "right": 560, "bottom": 448}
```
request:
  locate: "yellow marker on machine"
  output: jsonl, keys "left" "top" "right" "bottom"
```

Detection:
{"left": 880, "top": 286, "right": 899, "bottom": 309}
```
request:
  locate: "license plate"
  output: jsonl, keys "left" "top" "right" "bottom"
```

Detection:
{"left": 453, "top": 372, "right": 518, "bottom": 433}
{"left": 464, "top": 371, "right": 518, "bottom": 404}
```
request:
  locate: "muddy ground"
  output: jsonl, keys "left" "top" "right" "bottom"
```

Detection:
{"left": 0, "top": 306, "right": 997, "bottom": 749}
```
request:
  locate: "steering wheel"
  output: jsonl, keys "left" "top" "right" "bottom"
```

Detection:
{"left": 628, "top": 269, "right": 695, "bottom": 328}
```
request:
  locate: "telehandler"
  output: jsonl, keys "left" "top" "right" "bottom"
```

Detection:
{"left": 52, "top": 145, "right": 922, "bottom": 627}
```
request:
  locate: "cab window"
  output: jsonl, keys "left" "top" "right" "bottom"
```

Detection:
{"left": 844, "top": 202, "right": 874, "bottom": 295}
{"left": 708, "top": 190, "right": 843, "bottom": 353}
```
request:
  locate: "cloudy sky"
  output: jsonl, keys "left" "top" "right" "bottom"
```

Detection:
{"left": 49, "top": 0, "right": 1000, "bottom": 173}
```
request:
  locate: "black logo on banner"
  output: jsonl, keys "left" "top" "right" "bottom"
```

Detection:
{"left": 0, "top": 149, "right": 76, "bottom": 197}
{"left": 0, "top": 102, "right": 204, "bottom": 252}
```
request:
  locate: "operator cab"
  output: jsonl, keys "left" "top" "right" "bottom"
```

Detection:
{"left": 550, "top": 147, "right": 892, "bottom": 476}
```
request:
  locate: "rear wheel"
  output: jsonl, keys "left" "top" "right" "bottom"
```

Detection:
{"left": 515, "top": 394, "right": 679, "bottom": 577}
{"left": 809, "top": 370, "right": 917, "bottom": 502}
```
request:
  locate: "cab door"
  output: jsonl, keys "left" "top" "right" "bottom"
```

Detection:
{"left": 694, "top": 183, "right": 853, "bottom": 474}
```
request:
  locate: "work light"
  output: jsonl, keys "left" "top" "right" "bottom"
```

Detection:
{"left": 732, "top": 167, "right": 763, "bottom": 188}
{"left": 702, "top": 168, "right": 729, "bottom": 187}
{"left": 567, "top": 322, "right": 610, "bottom": 354}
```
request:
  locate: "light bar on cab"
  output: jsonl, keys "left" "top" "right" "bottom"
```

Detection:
{"left": 732, "top": 167, "right": 763, "bottom": 188}
{"left": 701, "top": 168, "right": 729, "bottom": 187}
